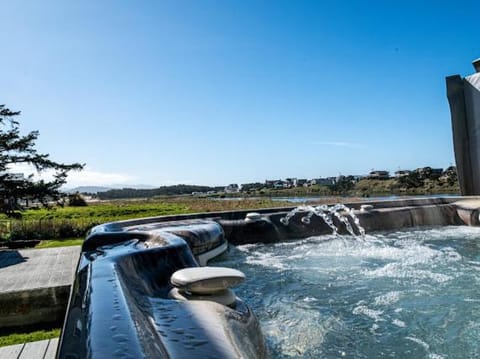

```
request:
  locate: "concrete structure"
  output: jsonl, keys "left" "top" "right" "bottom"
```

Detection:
{"left": 0, "top": 246, "right": 80, "bottom": 329}
{"left": 446, "top": 58, "right": 480, "bottom": 194}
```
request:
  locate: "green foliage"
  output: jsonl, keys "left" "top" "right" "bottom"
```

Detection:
{"left": 36, "top": 238, "right": 84, "bottom": 249}
{"left": 331, "top": 176, "right": 356, "bottom": 194}
{"left": 0, "top": 105, "right": 84, "bottom": 214}
{"left": 3, "top": 219, "right": 94, "bottom": 241}
{"left": 0, "top": 200, "right": 191, "bottom": 240}
{"left": 97, "top": 185, "right": 224, "bottom": 200}
{"left": 443, "top": 166, "right": 458, "bottom": 186}
{"left": 67, "top": 193, "right": 88, "bottom": 207}
{"left": 240, "top": 182, "right": 264, "bottom": 192}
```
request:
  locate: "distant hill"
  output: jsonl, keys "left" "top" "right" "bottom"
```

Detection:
{"left": 66, "top": 184, "right": 156, "bottom": 194}
{"left": 66, "top": 186, "right": 113, "bottom": 194}
{"left": 97, "top": 184, "right": 225, "bottom": 200}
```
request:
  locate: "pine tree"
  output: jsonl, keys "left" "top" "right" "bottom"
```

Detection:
{"left": 0, "top": 105, "right": 84, "bottom": 214}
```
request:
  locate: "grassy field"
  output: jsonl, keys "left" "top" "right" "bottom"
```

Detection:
{"left": 0, "top": 196, "right": 301, "bottom": 221}
{"left": 36, "top": 238, "right": 84, "bottom": 248}
{"left": 0, "top": 197, "right": 296, "bottom": 242}
{"left": 0, "top": 196, "right": 359, "bottom": 242}
{"left": 2, "top": 190, "right": 455, "bottom": 243}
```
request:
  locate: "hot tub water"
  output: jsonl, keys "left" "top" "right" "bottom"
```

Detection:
{"left": 214, "top": 226, "right": 480, "bottom": 358}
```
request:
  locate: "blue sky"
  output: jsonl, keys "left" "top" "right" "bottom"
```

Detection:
{"left": 1, "top": 1, "right": 480, "bottom": 187}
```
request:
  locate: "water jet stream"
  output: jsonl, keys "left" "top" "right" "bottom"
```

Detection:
{"left": 280, "top": 204, "right": 366, "bottom": 239}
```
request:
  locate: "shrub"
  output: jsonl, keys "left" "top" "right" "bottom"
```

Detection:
{"left": 68, "top": 193, "right": 88, "bottom": 207}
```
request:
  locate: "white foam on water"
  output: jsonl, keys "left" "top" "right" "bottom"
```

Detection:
{"left": 352, "top": 305, "right": 385, "bottom": 322}
{"left": 370, "top": 323, "right": 380, "bottom": 335}
{"left": 358, "top": 235, "right": 461, "bottom": 283}
{"left": 405, "top": 336, "right": 430, "bottom": 350}
{"left": 464, "top": 298, "right": 480, "bottom": 302}
{"left": 244, "top": 251, "right": 289, "bottom": 270}
{"left": 467, "top": 260, "right": 480, "bottom": 268}
{"left": 428, "top": 354, "right": 445, "bottom": 359}
{"left": 263, "top": 309, "right": 341, "bottom": 356}
{"left": 221, "top": 226, "right": 480, "bottom": 358}
{"left": 235, "top": 244, "right": 259, "bottom": 254}
{"left": 392, "top": 319, "right": 406, "bottom": 328}
{"left": 374, "top": 291, "right": 401, "bottom": 306}
{"left": 365, "top": 263, "right": 453, "bottom": 283}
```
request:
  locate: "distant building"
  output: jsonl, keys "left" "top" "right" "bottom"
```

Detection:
{"left": 429, "top": 168, "right": 444, "bottom": 179}
{"left": 395, "top": 170, "right": 411, "bottom": 178}
{"left": 265, "top": 180, "right": 281, "bottom": 188}
{"left": 224, "top": 184, "right": 240, "bottom": 193}
{"left": 351, "top": 175, "right": 364, "bottom": 181}
{"left": 296, "top": 179, "right": 308, "bottom": 187}
{"left": 309, "top": 177, "right": 336, "bottom": 186}
{"left": 368, "top": 170, "right": 390, "bottom": 180}
{"left": 285, "top": 178, "right": 297, "bottom": 187}
{"left": 240, "top": 183, "right": 263, "bottom": 192}
{"left": 414, "top": 167, "right": 443, "bottom": 180}
{"left": 273, "top": 181, "right": 287, "bottom": 189}
{"left": 265, "top": 179, "right": 291, "bottom": 189}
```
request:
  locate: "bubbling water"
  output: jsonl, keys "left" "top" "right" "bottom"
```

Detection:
{"left": 280, "top": 204, "right": 366, "bottom": 238}
{"left": 214, "top": 226, "right": 480, "bottom": 358}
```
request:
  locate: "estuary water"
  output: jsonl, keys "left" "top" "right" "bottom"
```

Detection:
{"left": 214, "top": 226, "right": 480, "bottom": 358}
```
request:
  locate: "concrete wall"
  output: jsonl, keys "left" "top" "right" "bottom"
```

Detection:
{"left": 446, "top": 66, "right": 480, "bottom": 195}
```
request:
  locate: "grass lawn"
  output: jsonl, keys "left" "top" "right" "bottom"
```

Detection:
{"left": 36, "top": 238, "right": 83, "bottom": 249}
{"left": 0, "top": 328, "right": 60, "bottom": 347}
{"left": 0, "top": 196, "right": 348, "bottom": 243}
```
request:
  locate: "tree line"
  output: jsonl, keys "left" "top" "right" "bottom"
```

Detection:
{"left": 96, "top": 185, "right": 225, "bottom": 200}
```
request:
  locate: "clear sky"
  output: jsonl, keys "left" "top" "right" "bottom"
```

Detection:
{"left": 2, "top": 0, "right": 480, "bottom": 187}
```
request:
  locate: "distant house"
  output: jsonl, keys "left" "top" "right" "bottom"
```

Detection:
{"left": 368, "top": 170, "right": 390, "bottom": 180}
{"left": 224, "top": 184, "right": 240, "bottom": 193}
{"left": 265, "top": 180, "right": 281, "bottom": 188}
{"left": 285, "top": 178, "right": 297, "bottom": 187}
{"left": 240, "top": 183, "right": 263, "bottom": 192}
{"left": 273, "top": 181, "right": 287, "bottom": 189}
{"left": 395, "top": 170, "right": 411, "bottom": 178}
{"left": 429, "top": 168, "right": 443, "bottom": 179}
{"left": 439, "top": 166, "right": 457, "bottom": 184}
{"left": 296, "top": 179, "right": 308, "bottom": 187}
{"left": 309, "top": 177, "right": 336, "bottom": 186}
{"left": 351, "top": 175, "right": 364, "bottom": 181}
{"left": 414, "top": 167, "right": 443, "bottom": 180}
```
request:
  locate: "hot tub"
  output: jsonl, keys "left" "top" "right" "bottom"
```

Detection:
{"left": 57, "top": 196, "right": 480, "bottom": 358}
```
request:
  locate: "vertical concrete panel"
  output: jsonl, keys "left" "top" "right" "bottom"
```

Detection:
{"left": 446, "top": 70, "right": 480, "bottom": 195}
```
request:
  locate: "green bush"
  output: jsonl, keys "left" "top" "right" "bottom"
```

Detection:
{"left": 68, "top": 193, "right": 88, "bottom": 207}
{"left": 5, "top": 219, "right": 99, "bottom": 241}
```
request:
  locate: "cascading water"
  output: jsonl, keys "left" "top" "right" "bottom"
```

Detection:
{"left": 280, "top": 204, "right": 366, "bottom": 239}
